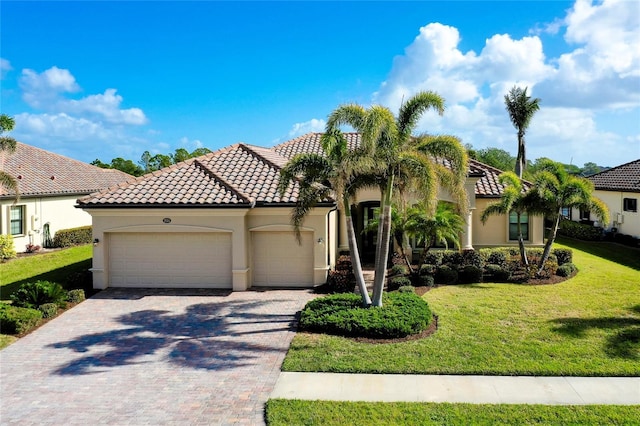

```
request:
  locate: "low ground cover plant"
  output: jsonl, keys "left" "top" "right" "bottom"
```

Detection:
{"left": 299, "top": 292, "right": 432, "bottom": 339}
{"left": 10, "top": 280, "right": 68, "bottom": 310}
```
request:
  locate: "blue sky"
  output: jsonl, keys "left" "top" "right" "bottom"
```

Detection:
{"left": 1, "top": 1, "right": 638, "bottom": 168}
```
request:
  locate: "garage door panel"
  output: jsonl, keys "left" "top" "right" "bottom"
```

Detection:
{"left": 109, "top": 233, "right": 232, "bottom": 288}
{"left": 252, "top": 231, "right": 313, "bottom": 287}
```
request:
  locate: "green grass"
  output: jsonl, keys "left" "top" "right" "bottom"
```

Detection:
{"left": 283, "top": 238, "right": 640, "bottom": 376}
{"left": 266, "top": 400, "right": 640, "bottom": 425}
{"left": 0, "top": 245, "right": 92, "bottom": 300}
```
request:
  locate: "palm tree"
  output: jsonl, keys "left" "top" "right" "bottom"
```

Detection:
{"left": 504, "top": 86, "right": 540, "bottom": 179}
{"left": 327, "top": 92, "right": 469, "bottom": 307}
{"left": 530, "top": 159, "right": 609, "bottom": 274}
{"left": 480, "top": 171, "right": 537, "bottom": 266}
{"left": 278, "top": 129, "right": 374, "bottom": 306}
{"left": 0, "top": 114, "right": 19, "bottom": 202}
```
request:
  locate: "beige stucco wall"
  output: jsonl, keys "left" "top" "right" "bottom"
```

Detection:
{"left": 85, "top": 206, "right": 333, "bottom": 291}
{"left": 474, "top": 198, "right": 545, "bottom": 247}
{"left": 1, "top": 195, "right": 92, "bottom": 252}
{"left": 586, "top": 190, "right": 640, "bottom": 238}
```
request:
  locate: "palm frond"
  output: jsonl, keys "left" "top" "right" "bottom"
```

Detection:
{"left": 397, "top": 91, "right": 445, "bottom": 139}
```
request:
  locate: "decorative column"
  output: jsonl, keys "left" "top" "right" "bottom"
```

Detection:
{"left": 462, "top": 210, "right": 474, "bottom": 250}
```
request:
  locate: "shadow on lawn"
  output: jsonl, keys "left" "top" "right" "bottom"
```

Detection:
{"left": 551, "top": 305, "right": 640, "bottom": 360}
{"left": 0, "top": 259, "right": 93, "bottom": 299}
{"left": 48, "top": 296, "right": 299, "bottom": 375}
{"left": 556, "top": 236, "right": 640, "bottom": 271}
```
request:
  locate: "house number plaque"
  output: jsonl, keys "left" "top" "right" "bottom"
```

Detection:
{"left": 163, "top": 218, "right": 171, "bottom": 223}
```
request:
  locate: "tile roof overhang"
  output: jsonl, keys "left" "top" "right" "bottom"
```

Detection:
{"left": 78, "top": 132, "right": 517, "bottom": 209}
{"left": 587, "top": 159, "right": 640, "bottom": 193}
{"left": 0, "top": 142, "right": 132, "bottom": 200}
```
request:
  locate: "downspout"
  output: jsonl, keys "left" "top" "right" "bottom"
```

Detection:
{"left": 326, "top": 205, "right": 338, "bottom": 267}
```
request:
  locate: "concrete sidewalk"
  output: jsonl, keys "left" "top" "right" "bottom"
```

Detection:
{"left": 272, "top": 372, "right": 640, "bottom": 405}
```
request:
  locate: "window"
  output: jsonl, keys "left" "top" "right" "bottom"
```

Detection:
{"left": 580, "top": 209, "right": 590, "bottom": 220}
{"left": 623, "top": 198, "right": 637, "bottom": 212}
{"left": 10, "top": 206, "right": 25, "bottom": 235}
{"left": 561, "top": 207, "right": 571, "bottom": 220}
{"left": 509, "top": 211, "right": 529, "bottom": 241}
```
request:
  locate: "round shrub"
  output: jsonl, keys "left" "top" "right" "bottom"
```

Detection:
{"left": 553, "top": 249, "right": 573, "bottom": 266}
{"left": 556, "top": 262, "right": 578, "bottom": 277}
{"left": 423, "top": 251, "right": 443, "bottom": 266}
{"left": 485, "top": 264, "right": 511, "bottom": 282}
{"left": 67, "top": 289, "right": 86, "bottom": 303}
{"left": 458, "top": 265, "right": 483, "bottom": 284}
{"left": 38, "top": 303, "right": 58, "bottom": 319}
{"left": 398, "top": 285, "right": 415, "bottom": 294}
{"left": 0, "top": 234, "right": 17, "bottom": 261}
{"left": 461, "top": 249, "right": 484, "bottom": 268}
{"left": 299, "top": 292, "right": 432, "bottom": 338}
{"left": 388, "top": 276, "right": 412, "bottom": 292}
{"left": 324, "top": 270, "right": 356, "bottom": 294}
{"left": 441, "top": 250, "right": 463, "bottom": 266}
{"left": 537, "top": 260, "right": 559, "bottom": 279}
{"left": 414, "top": 274, "right": 434, "bottom": 287}
{"left": 10, "top": 281, "right": 68, "bottom": 309}
{"left": 390, "top": 264, "right": 409, "bottom": 276}
{"left": 435, "top": 265, "right": 458, "bottom": 285}
{"left": 0, "top": 303, "right": 42, "bottom": 334}
{"left": 419, "top": 264, "right": 436, "bottom": 276}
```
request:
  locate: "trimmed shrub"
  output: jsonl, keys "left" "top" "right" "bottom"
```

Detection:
{"left": 422, "top": 251, "right": 443, "bottom": 266}
{"left": 10, "top": 281, "right": 68, "bottom": 309}
{"left": 484, "top": 264, "right": 511, "bottom": 282}
{"left": 458, "top": 265, "right": 483, "bottom": 284}
{"left": 39, "top": 303, "right": 58, "bottom": 319}
{"left": 398, "top": 285, "right": 416, "bottom": 294}
{"left": 1, "top": 234, "right": 16, "bottom": 261}
{"left": 388, "top": 276, "right": 412, "bottom": 292}
{"left": 390, "top": 264, "right": 409, "bottom": 276}
{"left": 557, "top": 262, "right": 578, "bottom": 277}
{"left": 414, "top": 274, "right": 434, "bottom": 287}
{"left": 52, "top": 226, "right": 92, "bottom": 248}
{"left": 67, "top": 289, "right": 86, "bottom": 303}
{"left": 299, "top": 292, "right": 432, "bottom": 338}
{"left": 324, "top": 270, "right": 356, "bottom": 294}
{"left": 0, "top": 303, "right": 42, "bottom": 334}
{"left": 557, "top": 219, "right": 603, "bottom": 241}
{"left": 537, "top": 260, "right": 559, "bottom": 279}
{"left": 419, "top": 264, "right": 436, "bottom": 276}
{"left": 435, "top": 265, "right": 458, "bottom": 285}
{"left": 553, "top": 248, "right": 573, "bottom": 266}
{"left": 461, "top": 249, "right": 484, "bottom": 268}
{"left": 441, "top": 250, "right": 463, "bottom": 267}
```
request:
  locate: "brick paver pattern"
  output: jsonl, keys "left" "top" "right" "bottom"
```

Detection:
{"left": 0, "top": 288, "right": 316, "bottom": 425}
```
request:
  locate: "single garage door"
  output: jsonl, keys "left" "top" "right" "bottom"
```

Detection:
{"left": 109, "top": 232, "right": 232, "bottom": 288}
{"left": 252, "top": 231, "right": 313, "bottom": 287}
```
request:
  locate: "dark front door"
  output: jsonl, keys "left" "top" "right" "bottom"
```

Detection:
{"left": 352, "top": 201, "right": 380, "bottom": 265}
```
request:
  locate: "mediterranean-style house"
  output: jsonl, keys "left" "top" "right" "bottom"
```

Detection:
{"left": 77, "top": 133, "right": 544, "bottom": 291}
{"left": 577, "top": 159, "right": 640, "bottom": 238}
{"left": 0, "top": 142, "right": 132, "bottom": 252}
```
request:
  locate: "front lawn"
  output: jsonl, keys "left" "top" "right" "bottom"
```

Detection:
{"left": 266, "top": 400, "right": 640, "bottom": 425}
{"left": 283, "top": 238, "right": 640, "bottom": 376}
{"left": 0, "top": 244, "right": 92, "bottom": 300}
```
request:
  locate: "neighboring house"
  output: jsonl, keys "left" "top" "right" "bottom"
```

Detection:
{"left": 78, "top": 133, "right": 544, "bottom": 291}
{"left": 0, "top": 142, "right": 132, "bottom": 252}
{"left": 578, "top": 159, "right": 640, "bottom": 238}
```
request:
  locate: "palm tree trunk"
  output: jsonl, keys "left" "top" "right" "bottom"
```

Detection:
{"left": 515, "top": 133, "right": 525, "bottom": 179}
{"left": 537, "top": 212, "right": 561, "bottom": 275}
{"left": 372, "top": 176, "right": 394, "bottom": 307}
{"left": 344, "top": 196, "right": 371, "bottom": 306}
{"left": 516, "top": 212, "right": 528, "bottom": 266}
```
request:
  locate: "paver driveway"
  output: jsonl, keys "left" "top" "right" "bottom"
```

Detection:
{"left": 0, "top": 288, "right": 316, "bottom": 425}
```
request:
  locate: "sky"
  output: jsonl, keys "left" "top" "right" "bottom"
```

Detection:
{"left": 1, "top": 0, "right": 639, "bottom": 168}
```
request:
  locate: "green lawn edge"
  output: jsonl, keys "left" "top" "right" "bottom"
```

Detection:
{"left": 283, "top": 238, "right": 640, "bottom": 376}
{"left": 266, "top": 400, "right": 640, "bottom": 426}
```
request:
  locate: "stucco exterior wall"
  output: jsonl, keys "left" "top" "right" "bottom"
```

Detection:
{"left": 1, "top": 195, "right": 91, "bottom": 252}
{"left": 582, "top": 190, "right": 640, "bottom": 237}
{"left": 473, "top": 198, "right": 545, "bottom": 247}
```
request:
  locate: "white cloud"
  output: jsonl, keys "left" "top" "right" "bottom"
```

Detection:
{"left": 0, "top": 58, "right": 12, "bottom": 79}
{"left": 288, "top": 118, "right": 326, "bottom": 138}
{"left": 179, "top": 136, "right": 204, "bottom": 150}
{"left": 18, "top": 66, "right": 147, "bottom": 125}
{"left": 15, "top": 112, "right": 111, "bottom": 141}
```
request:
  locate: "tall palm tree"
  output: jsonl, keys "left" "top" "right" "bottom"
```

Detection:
{"left": 0, "top": 114, "right": 19, "bottom": 202}
{"left": 327, "top": 92, "right": 469, "bottom": 307}
{"left": 480, "top": 171, "right": 537, "bottom": 266}
{"left": 504, "top": 86, "right": 540, "bottom": 179}
{"left": 530, "top": 159, "right": 609, "bottom": 274}
{"left": 278, "top": 129, "right": 374, "bottom": 306}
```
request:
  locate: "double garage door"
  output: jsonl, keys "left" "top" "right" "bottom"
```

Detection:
{"left": 108, "top": 231, "right": 314, "bottom": 288}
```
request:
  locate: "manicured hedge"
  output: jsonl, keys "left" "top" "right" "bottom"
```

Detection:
{"left": 557, "top": 219, "right": 603, "bottom": 241}
{"left": 0, "top": 303, "right": 42, "bottom": 334}
{"left": 0, "top": 234, "right": 16, "bottom": 261}
{"left": 299, "top": 292, "right": 432, "bottom": 338}
{"left": 52, "top": 226, "right": 93, "bottom": 248}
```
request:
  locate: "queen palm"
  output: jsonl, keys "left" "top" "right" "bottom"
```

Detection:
{"left": 0, "top": 114, "right": 19, "bottom": 201}
{"left": 504, "top": 86, "right": 540, "bottom": 179}
{"left": 278, "top": 129, "right": 374, "bottom": 306}
{"left": 480, "top": 171, "right": 537, "bottom": 266}
{"left": 530, "top": 159, "right": 609, "bottom": 274}
{"left": 327, "top": 92, "right": 468, "bottom": 307}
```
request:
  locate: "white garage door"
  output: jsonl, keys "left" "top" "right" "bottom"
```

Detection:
{"left": 252, "top": 231, "right": 313, "bottom": 287}
{"left": 109, "top": 232, "right": 232, "bottom": 288}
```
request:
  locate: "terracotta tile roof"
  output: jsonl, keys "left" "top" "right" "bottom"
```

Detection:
{"left": 78, "top": 143, "right": 306, "bottom": 207}
{"left": 0, "top": 142, "right": 132, "bottom": 199}
{"left": 79, "top": 132, "right": 518, "bottom": 208}
{"left": 587, "top": 159, "right": 640, "bottom": 193}
{"left": 273, "top": 132, "right": 512, "bottom": 198}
